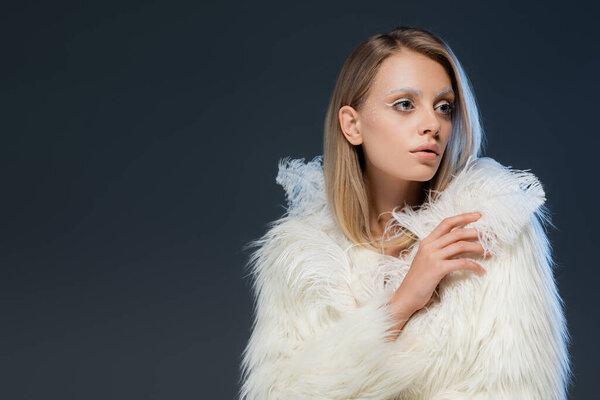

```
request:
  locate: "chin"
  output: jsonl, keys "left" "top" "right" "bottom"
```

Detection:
{"left": 412, "top": 164, "right": 440, "bottom": 181}
{"left": 416, "top": 174, "right": 436, "bottom": 182}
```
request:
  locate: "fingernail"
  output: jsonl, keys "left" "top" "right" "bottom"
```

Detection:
{"left": 472, "top": 212, "right": 481, "bottom": 216}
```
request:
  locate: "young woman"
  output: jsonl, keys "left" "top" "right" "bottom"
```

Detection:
{"left": 239, "top": 26, "right": 572, "bottom": 400}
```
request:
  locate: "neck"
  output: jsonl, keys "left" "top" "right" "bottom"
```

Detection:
{"left": 363, "top": 165, "right": 424, "bottom": 241}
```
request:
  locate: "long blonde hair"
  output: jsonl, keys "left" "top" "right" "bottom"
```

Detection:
{"left": 323, "top": 26, "right": 485, "bottom": 254}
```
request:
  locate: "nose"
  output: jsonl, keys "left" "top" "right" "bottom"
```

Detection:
{"left": 420, "top": 108, "right": 441, "bottom": 136}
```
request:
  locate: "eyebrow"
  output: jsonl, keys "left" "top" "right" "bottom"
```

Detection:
{"left": 385, "top": 86, "right": 455, "bottom": 98}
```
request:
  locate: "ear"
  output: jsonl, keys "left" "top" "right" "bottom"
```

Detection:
{"left": 338, "top": 105, "right": 363, "bottom": 146}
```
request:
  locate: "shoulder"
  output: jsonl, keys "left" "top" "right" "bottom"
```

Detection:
{"left": 390, "top": 156, "right": 551, "bottom": 257}
{"left": 453, "top": 157, "right": 554, "bottom": 261}
{"left": 460, "top": 157, "right": 551, "bottom": 250}
{"left": 245, "top": 154, "right": 347, "bottom": 278}
{"left": 448, "top": 156, "right": 547, "bottom": 210}
{"left": 244, "top": 212, "right": 350, "bottom": 304}
{"left": 246, "top": 153, "right": 348, "bottom": 278}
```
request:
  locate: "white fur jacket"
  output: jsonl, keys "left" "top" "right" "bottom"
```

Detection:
{"left": 239, "top": 155, "right": 572, "bottom": 400}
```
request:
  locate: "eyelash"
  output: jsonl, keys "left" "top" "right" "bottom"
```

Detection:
{"left": 387, "top": 99, "right": 455, "bottom": 115}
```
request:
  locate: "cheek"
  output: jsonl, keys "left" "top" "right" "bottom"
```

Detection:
{"left": 360, "top": 112, "right": 413, "bottom": 168}
{"left": 362, "top": 110, "right": 410, "bottom": 150}
{"left": 440, "top": 120, "right": 453, "bottom": 148}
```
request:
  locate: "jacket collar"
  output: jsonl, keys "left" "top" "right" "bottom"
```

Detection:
{"left": 275, "top": 155, "right": 549, "bottom": 257}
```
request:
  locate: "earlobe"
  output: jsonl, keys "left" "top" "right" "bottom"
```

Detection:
{"left": 338, "top": 106, "right": 363, "bottom": 146}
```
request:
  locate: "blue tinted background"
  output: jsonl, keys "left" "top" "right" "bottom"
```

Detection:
{"left": 1, "top": 1, "right": 597, "bottom": 398}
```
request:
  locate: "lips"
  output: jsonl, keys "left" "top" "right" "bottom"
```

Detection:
{"left": 410, "top": 143, "right": 440, "bottom": 155}
{"left": 411, "top": 150, "right": 438, "bottom": 161}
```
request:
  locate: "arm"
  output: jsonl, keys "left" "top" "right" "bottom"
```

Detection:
{"left": 239, "top": 218, "right": 422, "bottom": 400}
{"left": 431, "top": 211, "right": 573, "bottom": 400}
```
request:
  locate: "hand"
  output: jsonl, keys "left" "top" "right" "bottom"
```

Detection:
{"left": 385, "top": 212, "right": 488, "bottom": 339}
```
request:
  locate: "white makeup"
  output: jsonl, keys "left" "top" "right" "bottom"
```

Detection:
{"left": 383, "top": 97, "right": 455, "bottom": 113}
{"left": 385, "top": 86, "right": 454, "bottom": 98}
{"left": 383, "top": 86, "right": 455, "bottom": 109}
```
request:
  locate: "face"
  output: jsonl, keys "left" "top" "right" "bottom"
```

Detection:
{"left": 339, "top": 50, "right": 455, "bottom": 182}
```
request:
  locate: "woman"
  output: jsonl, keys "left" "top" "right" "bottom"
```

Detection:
{"left": 239, "top": 26, "right": 572, "bottom": 400}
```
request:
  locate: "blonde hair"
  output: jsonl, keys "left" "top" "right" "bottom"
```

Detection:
{"left": 323, "top": 26, "right": 485, "bottom": 254}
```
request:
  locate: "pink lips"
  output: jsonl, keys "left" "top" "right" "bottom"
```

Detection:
{"left": 411, "top": 142, "right": 440, "bottom": 154}
{"left": 411, "top": 151, "right": 438, "bottom": 160}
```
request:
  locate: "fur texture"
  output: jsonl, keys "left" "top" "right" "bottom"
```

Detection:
{"left": 239, "top": 155, "right": 572, "bottom": 400}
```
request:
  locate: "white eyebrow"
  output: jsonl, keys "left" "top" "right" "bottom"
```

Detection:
{"left": 385, "top": 86, "right": 455, "bottom": 98}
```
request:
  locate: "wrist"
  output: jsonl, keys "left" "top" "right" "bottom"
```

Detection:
{"left": 386, "top": 297, "right": 415, "bottom": 321}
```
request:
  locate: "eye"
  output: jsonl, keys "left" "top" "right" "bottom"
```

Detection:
{"left": 436, "top": 101, "right": 455, "bottom": 115}
{"left": 386, "top": 98, "right": 455, "bottom": 115}
{"left": 386, "top": 98, "right": 414, "bottom": 111}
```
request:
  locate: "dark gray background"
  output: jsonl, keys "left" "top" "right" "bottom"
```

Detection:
{"left": 1, "top": 1, "right": 597, "bottom": 399}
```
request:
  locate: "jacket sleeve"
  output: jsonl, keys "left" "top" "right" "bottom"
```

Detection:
{"left": 238, "top": 218, "right": 421, "bottom": 400}
{"left": 430, "top": 209, "right": 573, "bottom": 400}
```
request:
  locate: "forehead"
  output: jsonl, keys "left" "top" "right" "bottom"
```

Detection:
{"left": 372, "top": 50, "right": 452, "bottom": 95}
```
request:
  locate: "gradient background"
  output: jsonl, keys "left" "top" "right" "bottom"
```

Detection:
{"left": 2, "top": 1, "right": 598, "bottom": 399}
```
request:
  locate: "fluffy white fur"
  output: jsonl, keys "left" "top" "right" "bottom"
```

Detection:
{"left": 239, "top": 155, "right": 572, "bottom": 400}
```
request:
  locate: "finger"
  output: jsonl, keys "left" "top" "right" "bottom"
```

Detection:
{"left": 441, "top": 258, "right": 486, "bottom": 276}
{"left": 437, "top": 240, "right": 486, "bottom": 261}
{"left": 433, "top": 227, "right": 480, "bottom": 250}
{"left": 426, "top": 212, "right": 481, "bottom": 243}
